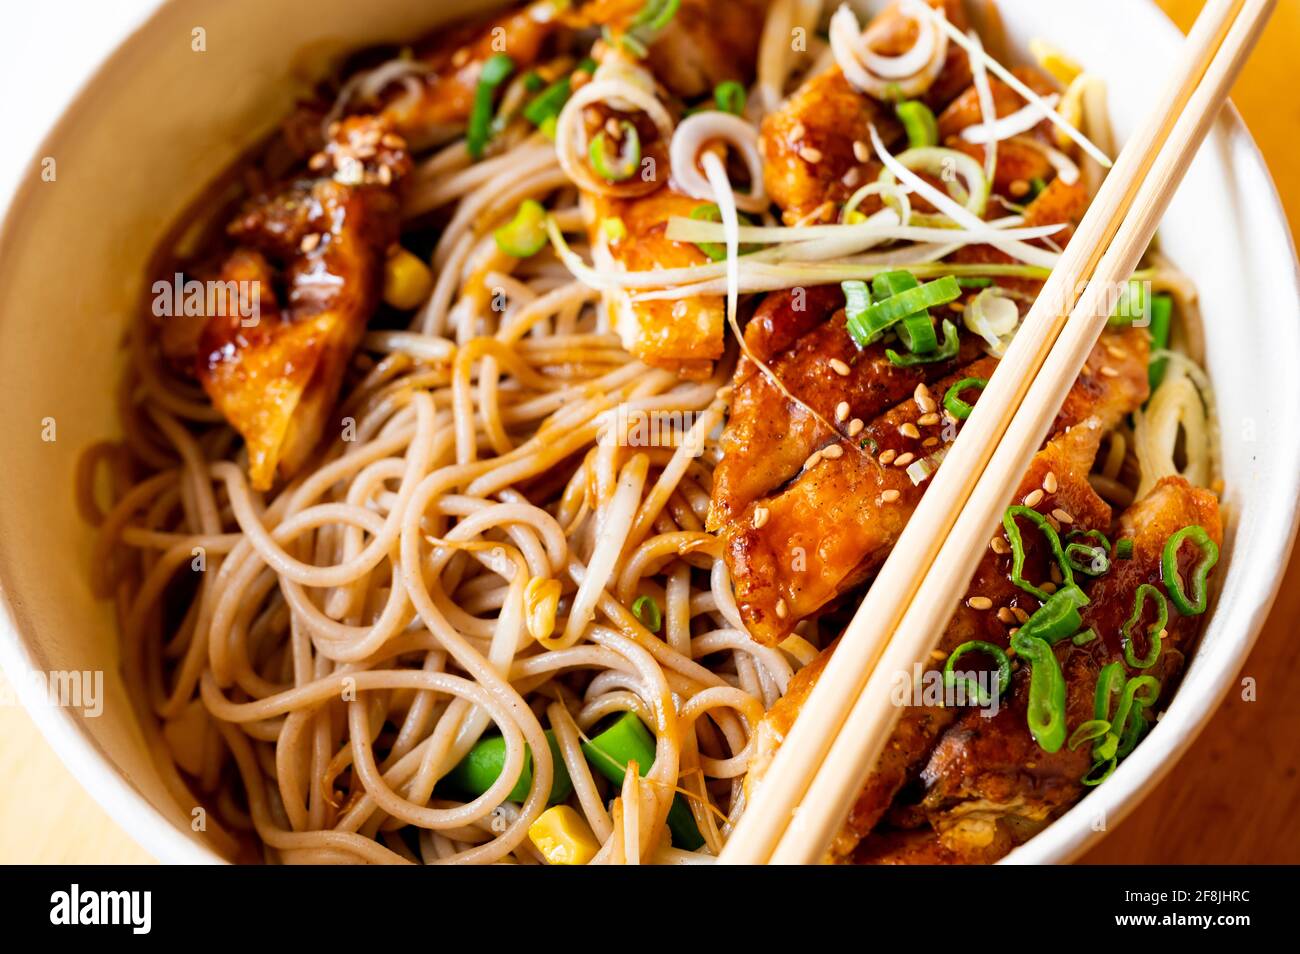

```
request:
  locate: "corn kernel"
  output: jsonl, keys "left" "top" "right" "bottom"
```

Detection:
{"left": 1029, "top": 38, "right": 1083, "bottom": 87}
{"left": 528, "top": 805, "right": 599, "bottom": 865}
{"left": 382, "top": 246, "right": 433, "bottom": 311}
{"left": 524, "top": 576, "right": 562, "bottom": 641}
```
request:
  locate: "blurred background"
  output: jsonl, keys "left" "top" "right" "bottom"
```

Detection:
{"left": 1, "top": 0, "right": 1296, "bottom": 864}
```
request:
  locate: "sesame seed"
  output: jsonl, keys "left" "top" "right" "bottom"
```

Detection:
{"left": 829, "top": 357, "right": 851, "bottom": 376}
{"left": 914, "top": 383, "right": 936, "bottom": 413}
{"left": 1050, "top": 564, "right": 1064, "bottom": 584}
{"left": 848, "top": 418, "right": 865, "bottom": 437}
{"left": 1106, "top": 344, "right": 1128, "bottom": 360}
{"left": 1023, "top": 488, "right": 1044, "bottom": 508}
{"left": 775, "top": 598, "right": 788, "bottom": 619}
{"left": 799, "top": 145, "right": 824, "bottom": 164}
{"left": 377, "top": 164, "right": 393, "bottom": 186}
{"left": 922, "top": 436, "right": 940, "bottom": 448}
{"left": 1046, "top": 515, "right": 1061, "bottom": 533}
{"left": 752, "top": 506, "right": 770, "bottom": 529}
{"left": 968, "top": 596, "right": 993, "bottom": 610}
{"left": 918, "top": 412, "right": 940, "bottom": 427}
{"left": 1100, "top": 365, "right": 1120, "bottom": 378}
{"left": 950, "top": 300, "right": 966, "bottom": 313}
{"left": 881, "top": 489, "right": 901, "bottom": 503}
{"left": 1051, "top": 508, "right": 1074, "bottom": 524}
{"left": 822, "top": 444, "right": 844, "bottom": 460}
{"left": 842, "top": 168, "right": 862, "bottom": 188}
{"left": 1040, "top": 581, "right": 1058, "bottom": 594}
{"left": 879, "top": 449, "right": 896, "bottom": 465}
{"left": 381, "top": 133, "right": 404, "bottom": 150}
{"left": 1012, "top": 607, "right": 1030, "bottom": 624}
{"left": 835, "top": 400, "right": 850, "bottom": 422}
{"left": 1043, "top": 471, "right": 1058, "bottom": 494}
{"left": 308, "top": 152, "right": 329, "bottom": 171}
{"left": 894, "top": 452, "right": 915, "bottom": 467}
{"left": 605, "top": 117, "right": 622, "bottom": 137}
{"left": 930, "top": 650, "right": 947, "bottom": 662}
{"left": 300, "top": 232, "right": 321, "bottom": 253}
{"left": 1158, "top": 628, "right": 1169, "bottom": 640}
{"left": 1009, "top": 178, "right": 1030, "bottom": 197}
{"left": 899, "top": 422, "right": 920, "bottom": 439}
{"left": 991, "top": 537, "right": 1009, "bottom": 555}
{"left": 853, "top": 140, "right": 871, "bottom": 163}
{"left": 804, "top": 450, "right": 823, "bottom": 470}
{"left": 790, "top": 121, "right": 807, "bottom": 140}
{"left": 1009, "top": 627, "right": 1020, "bottom": 637}
{"left": 997, "top": 607, "right": 1016, "bottom": 624}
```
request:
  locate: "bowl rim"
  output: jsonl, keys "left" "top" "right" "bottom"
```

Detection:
{"left": 0, "top": 0, "right": 1297, "bottom": 866}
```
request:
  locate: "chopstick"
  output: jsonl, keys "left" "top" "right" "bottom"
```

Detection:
{"left": 721, "top": 0, "right": 1276, "bottom": 865}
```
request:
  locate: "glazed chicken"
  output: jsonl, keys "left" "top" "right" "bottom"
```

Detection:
{"left": 724, "top": 0, "right": 1223, "bottom": 863}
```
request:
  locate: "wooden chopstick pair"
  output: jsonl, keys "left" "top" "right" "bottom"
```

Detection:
{"left": 722, "top": 0, "right": 1277, "bottom": 865}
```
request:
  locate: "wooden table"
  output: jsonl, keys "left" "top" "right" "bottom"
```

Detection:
{"left": 0, "top": 0, "right": 1297, "bottom": 864}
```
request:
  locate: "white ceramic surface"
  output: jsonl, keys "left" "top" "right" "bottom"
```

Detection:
{"left": 0, "top": 0, "right": 1296, "bottom": 865}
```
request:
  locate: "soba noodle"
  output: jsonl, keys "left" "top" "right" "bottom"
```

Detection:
{"left": 79, "top": 0, "right": 1217, "bottom": 865}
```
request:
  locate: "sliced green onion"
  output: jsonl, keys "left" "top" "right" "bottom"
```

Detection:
{"left": 1148, "top": 293, "right": 1173, "bottom": 391}
{"left": 1115, "top": 538, "right": 1134, "bottom": 560}
{"left": 688, "top": 203, "right": 757, "bottom": 261}
{"left": 942, "top": 377, "right": 988, "bottom": 420}
{"left": 897, "top": 312, "right": 938, "bottom": 353}
{"left": 444, "top": 729, "right": 573, "bottom": 805}
{"left": 581, "top": 712, "right": 703, "bottom": 849}
{"left": 468, "top": 54, "right": 515, "bottom": 159}
{"left": 957, "top": 277, "right": 994, "bottom": 288}
{"left": 1011, "top": 629, "right": 1067, "bottom": 753}
{"left": 1082, "top": 756, "right": 1117, "bottom": 786}
{"left": 493, "top": 199, "right": 548, "bottom": 258}
{"left": 1002, "top": 504, "right": 1075, "bottom": 601}
{"left": 887, "top": 319, "right": 960, "bottom": 366}
{"left": 1121, "top": 583, "right": 1168, "bottom": 669}
{"left": 629, "top": 0, "right": 682, "bottom": 33}
{"left": 1028, "top": 176, "right": 1047, "bottom": 199}
{"left": 942, "top": 640, "right": 1011, "bottom": 707}
{"left": 632, "top": 594, "right": 662, "bottom": 633}
{"left": 1112, "top": 674, "right": 1161, "bottom": 760}
{"left": 895, "top": 100, "right": 939, "bottom": 149}
{"left": 1018, "top": 584, "right": 1089, "bottom": 645}
{"left": 1071, "top": 627, "right": 1098, "bottom": 646}
{"left": 1107, "top": 278, "right": 1149, "bottom": 327}
{"left": 523, "top": 77, "right": 572, "bottom": 128}
{"left": 576, "top": 56, "right": 598, "bottom": 75}
{"left": 522, "top": 71, "right": 545, "bottom": 93}
{"left": 842, "top": 280, "right": 872, "bottom": 335}
{"left": 714, "top": 80, "right": 746, "bottom": 116}
{"left": 589, "top": 120, "right": 641, "bottom": 182}
{"left": 1161, "top": 525, "right": 1218, "bottom": 615}
{"left": 1068, "top": 719, "right": 1112, "bottom": 751}
{"left": 1066, "top": 541, "right": 1110, "bottom": 577}
{"left": 1094, "top": 662, "right": 1127, "bottom": 724}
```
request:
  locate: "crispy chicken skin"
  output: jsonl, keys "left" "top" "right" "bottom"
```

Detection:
{"left": 746, "top": 394, "right": 1138, "bottom": 861}
{"left": 717, "top": 309, "right": 1149, "bottom": 646}
{"left": 911, "top": 477, "right": 1222, "bottom": 860}
{"left": 198, "top": 117, "right": 410, "bottom": 490}
{"left": 587, "top": 188, "right": 725, "bottom": 380}
{"left": 379, "top": 1, "right": 560, "bottom": 146}
{"left": 758, "top": 0, "right": 969, "bottom": 223}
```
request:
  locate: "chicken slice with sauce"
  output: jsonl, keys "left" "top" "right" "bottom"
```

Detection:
{"left": 198, "top": 117, "right": 411, "bottom": 490}
{"left": 852, "top": 476, "right": 1222, "bottom": 863}
{"left": 745, "top": 396, "right": 1132, "bottom": 861}
{"left": 758, "top": 0, "right": 970, "bottom": 224}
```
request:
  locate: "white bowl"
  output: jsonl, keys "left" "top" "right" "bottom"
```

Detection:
{"left": 1, "top": 0, "right": 1297, "bottom": 865}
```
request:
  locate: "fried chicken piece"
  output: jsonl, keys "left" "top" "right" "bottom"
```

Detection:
{"left": 198, "top": 117, "right": 410, "bottom": 490}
